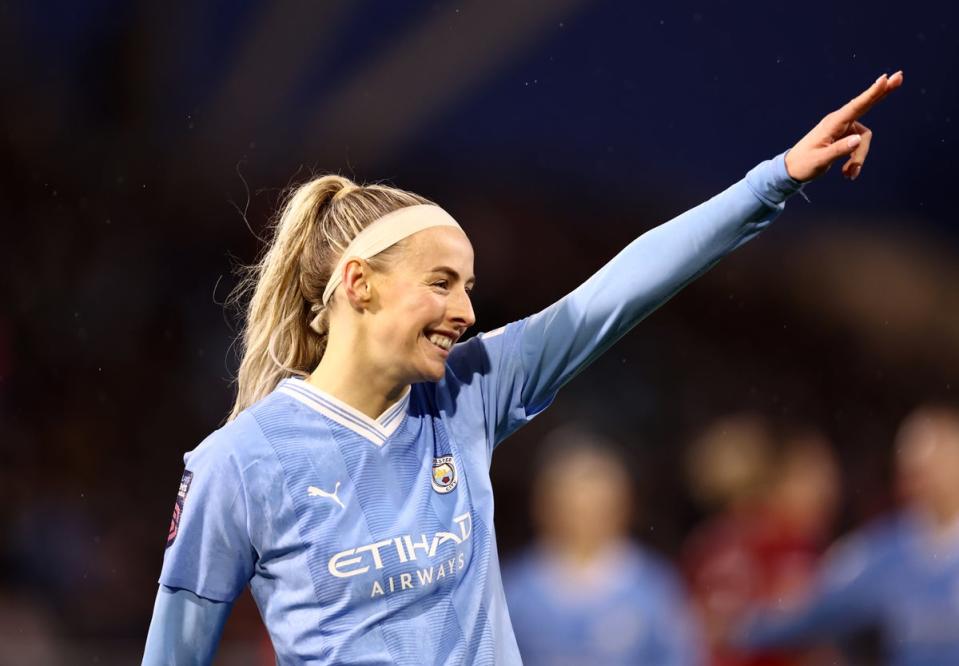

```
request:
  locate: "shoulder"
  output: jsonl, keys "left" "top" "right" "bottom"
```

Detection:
{"left": 445, "top": 322, "right": 528, "bottom": 382}
{"left": 501, "top": 547, "right": 549, "bottom": 598}
{"left": 628, "top": 544, "right": 689, "bottom": 597}
{"left": 822, "top": 513, "right": 908, "bottom": 582}
{"left": 502, "top": 546, "right": 540, "bottom": 576}
{"left": 842, "top": 513, "right": 911, "bottom": 555}
{"left": 184, "top": 399, "right": 278, "bottom": 477}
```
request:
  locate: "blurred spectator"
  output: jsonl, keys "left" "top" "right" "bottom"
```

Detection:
{"left": 503, "top": 425, "right": 704, "bottom": 666}
{"left": 735, "top": 405, "right": 959, "bottom": 665}
{"left": 683, "top": 415, "right": 841, "bottom": 666}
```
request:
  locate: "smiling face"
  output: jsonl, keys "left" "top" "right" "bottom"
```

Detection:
{"left": 365, "top": 226, "right": 476, "bottom": 385}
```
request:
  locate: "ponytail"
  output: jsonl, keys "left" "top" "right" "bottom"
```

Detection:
{"left": 228, "top": 175, "right": 432, "bottom": 421}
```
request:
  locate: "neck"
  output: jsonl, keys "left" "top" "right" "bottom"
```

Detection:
{"left": 544, "top": 535, "right": 612, "bottom": 568}
{"left": 308, "top": 330, "right": 407, "bottom": 419}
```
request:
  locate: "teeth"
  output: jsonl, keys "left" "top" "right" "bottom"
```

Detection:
{"left": 428, "top": 333, "right": 453, "bottom": 351}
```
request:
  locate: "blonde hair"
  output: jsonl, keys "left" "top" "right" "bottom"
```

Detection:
{"left": 228, "top": 174, "right": 433, "bottom": 421}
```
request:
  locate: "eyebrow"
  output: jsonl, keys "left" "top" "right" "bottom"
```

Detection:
{"left": 429, "top": 266, "right": 476, "bottom": 286}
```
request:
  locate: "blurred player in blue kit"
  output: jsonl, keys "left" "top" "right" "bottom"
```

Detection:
{"left": 503, "top": 426, "right": 704, "bottom": 665}
{"left": 735, "top": 404, "right": 959, "bottom": 665}
{"left": 142, "top": 72, "right": 903, "bottom": 664}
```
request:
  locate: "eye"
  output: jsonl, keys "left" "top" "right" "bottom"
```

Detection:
{"left": 431, "top": 280, "right": 450, "bottom": 290}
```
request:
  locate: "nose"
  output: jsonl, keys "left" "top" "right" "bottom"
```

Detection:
{"left": 450, "top": 288, "right": 476, "bottom": 331}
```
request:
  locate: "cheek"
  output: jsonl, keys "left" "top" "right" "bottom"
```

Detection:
{"left": 404, "top": 293, "right": 446, "bottom": 324}
{"left": 381, "top": 294, "right": 445, "bottom": 350}
{"left": 933, "top": 458, "right": 959, "bottom": 493}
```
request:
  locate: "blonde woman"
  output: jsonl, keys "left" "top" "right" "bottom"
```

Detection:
{"left": 143, "top": 72, "right": 902, "bottom": 665}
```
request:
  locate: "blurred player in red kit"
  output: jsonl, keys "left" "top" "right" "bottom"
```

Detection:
{"left": 683, "top": 415, "right": 843, "bottom": 666}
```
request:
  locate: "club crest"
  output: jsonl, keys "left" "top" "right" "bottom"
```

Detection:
{"left": 431, "top": 456, "right": 458, "bottom": 494}
{"left": 166, "top": 470, "right": 193, "bottom": 548}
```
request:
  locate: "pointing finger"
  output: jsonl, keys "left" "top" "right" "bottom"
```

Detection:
{"left": 834, "top": 73, "right": 893, "bottom": 125}
{"left": 874, "top": 71, "right": 904, "bottom": 105}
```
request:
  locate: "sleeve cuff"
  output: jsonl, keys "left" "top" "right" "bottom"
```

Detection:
{"left": 745, "top": 151, "right": 808, "bottom": 207}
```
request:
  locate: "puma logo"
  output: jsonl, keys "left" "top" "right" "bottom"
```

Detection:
{"left": 307, "top": 482, "right": 345, "bottom": 509}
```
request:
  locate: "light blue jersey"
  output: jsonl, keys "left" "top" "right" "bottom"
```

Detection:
{"left": 504, "top": 543, "right": 705, "bottom": 665}
{"left": 161, "top": 327, "right": 550, "bottom": 664}
{"left": 738, "top": 512, "right": 959, "bottom": 666}
{"left": 147, "top": 152, "right": 802, "bottom": 665}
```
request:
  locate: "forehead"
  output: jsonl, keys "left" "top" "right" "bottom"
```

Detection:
{"left": 897, "top": 414, "right": 959, "bottom": 463}
{"left": 544, "top": 450, "right": 628, "bottom": 487}
{"left": 400, "top": 226, "right": 474, "bottom": 273}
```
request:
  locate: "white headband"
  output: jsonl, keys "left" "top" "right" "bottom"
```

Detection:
{"left": 321, "top": 204, "right": 462, "bottom": 305}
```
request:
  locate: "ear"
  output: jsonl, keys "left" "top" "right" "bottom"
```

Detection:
{"left": 342, "top": 258, "right": 373, "bottom": 310}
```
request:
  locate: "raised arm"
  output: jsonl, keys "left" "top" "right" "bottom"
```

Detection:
{"left": 142, "top": 585, "right": 233, "bottom": 665}
{"left": 519, "top": 151, "right": 796, "bottom": 406}
{"left": 518, "top": 72, "right": 903, "bottom": 407}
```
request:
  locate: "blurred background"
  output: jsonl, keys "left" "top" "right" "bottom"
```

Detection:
{"left": 2, "top": 0, "right": 957, "bottom": 663}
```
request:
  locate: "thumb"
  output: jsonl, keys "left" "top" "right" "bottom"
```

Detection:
{"left": 821, "top": 134, "right": 862, "bottom": 163}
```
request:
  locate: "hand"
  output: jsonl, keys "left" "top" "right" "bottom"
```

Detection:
{"left": 785, "top": 71, "right": 903, "bottom": 182}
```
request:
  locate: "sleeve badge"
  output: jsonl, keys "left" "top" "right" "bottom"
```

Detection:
{"left": 166, "top": 470, "right": 194, "bottom": 548}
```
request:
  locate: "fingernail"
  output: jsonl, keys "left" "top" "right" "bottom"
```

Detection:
{"left": 852, "top": 165, "right": 861, "bottom": 180}
{"left": 847, "top": 135, "right": 862, "bottom": 148}
{"left": 876, "top": 73, "right": 887, "bottom": 84}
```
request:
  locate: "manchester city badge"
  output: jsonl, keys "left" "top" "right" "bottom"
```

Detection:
{"left": 431, "top": 456, "right": 458, "bottom": 494}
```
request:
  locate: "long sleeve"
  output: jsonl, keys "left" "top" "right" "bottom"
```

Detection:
{"left": 518, "top": 151, "right": 804, "bottom": 408}
{"left": 141, "top": 585, "right": 234, "bottom": 665}
{"left": 445, "top": 152, "right": 803, "bottom": 451}
{"left": 734, "top": 528, "right": 885, "bottom": 650}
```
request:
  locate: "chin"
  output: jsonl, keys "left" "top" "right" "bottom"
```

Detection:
{"left": 423, "top": 367, "right": 447, "bottom": 383}
{"left": 415, "top": 361, "right": 447, "bottom": 384}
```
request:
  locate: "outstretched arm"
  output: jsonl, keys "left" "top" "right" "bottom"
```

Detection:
{"left": 731, "top": 526, "right": 889, "bottom": 651}
{"left": 517, "top": 72, "right": 903, "bottom": 409}
{"left": 142, "top": 585, "right": 233, "bottom": 666}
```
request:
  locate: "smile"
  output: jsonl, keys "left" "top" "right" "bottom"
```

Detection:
{"left": 426, "top": 332, "right": 454, "bottom": 352}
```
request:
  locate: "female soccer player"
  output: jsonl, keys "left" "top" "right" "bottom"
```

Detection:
{"left": 143, "top": 72, "right": 902, "bottom": 665}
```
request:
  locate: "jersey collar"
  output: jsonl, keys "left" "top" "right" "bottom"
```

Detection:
{"left": 278, "top": 378, "right": 410, "bottom": 446}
